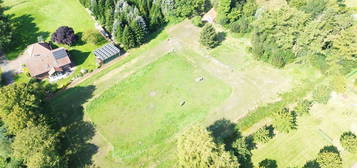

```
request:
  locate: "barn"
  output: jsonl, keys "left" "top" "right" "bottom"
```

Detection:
{"left": 93, "top": 43, "right": 121, "bottom": 65}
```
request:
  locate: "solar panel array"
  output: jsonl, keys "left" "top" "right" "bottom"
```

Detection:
{"left": 52, "top": 49, "right": 68, "bottom": 60}
{"left": 93, "top": 43, "right": 121, "bottom": 61}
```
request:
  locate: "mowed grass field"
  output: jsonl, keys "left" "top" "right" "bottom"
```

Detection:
{"left": 3, "top": 0, "right": 99, "bottom": 84}
{"left": 251, "top": 90, "right": 357, "bottom": 167}
{"left": 50, "top": 20, "right": 299, "bottom": 167}
{"left": 86, "top": 53, "right": 232, "bottom": 167}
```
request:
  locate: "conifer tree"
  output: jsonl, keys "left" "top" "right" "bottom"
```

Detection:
{"left": 122, "top": 25, "right": 136, "bottom": 50}
{"left": 200, "top": 24, "right": 219, "bottom": 48}
{"left": 131, "top": 20, "right": 146, "bottom": 45}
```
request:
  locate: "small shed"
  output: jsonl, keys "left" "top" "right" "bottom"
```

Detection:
{"left": 93, "top": 43, "right": 121, "bottom": 65}
{"left": 202, "top": 8, "right": 217, "bottom": 23}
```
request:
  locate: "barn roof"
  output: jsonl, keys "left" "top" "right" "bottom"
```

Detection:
{"left": 93, "top": 43, "right": 121, "bottom": 61}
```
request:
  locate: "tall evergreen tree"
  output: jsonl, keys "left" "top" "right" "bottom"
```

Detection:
{"left": 130, "top": 20, "right": 146, "bottom": 45}
{"left": 122, "top": 25, "right": 136, "bottom": 50}
{"left": 200, "top": 24, "right": 219, "bottom": 48}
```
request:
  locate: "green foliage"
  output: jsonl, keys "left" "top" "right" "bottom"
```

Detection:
{"left": 192, "top": 16, "right": 204, "bottom": 27}
{"left": 84, "top": 0, "right": 164, "bottom": 49}
{"left": 232, "top": 137, "right": 253, "bottom": 168}
{"left": 312, "top": 85, "right": 332, "bottom": 104}
{"left": 259, "top": 159, "right": 277, "bottom": 168}
{"left": 294, "top": 99, "right": 313, "bottom": 116}
{"left": 83, "top": 29, "right": 106, "bottom": 45}
{"left": 12, "top": 125, "right": 65, "bottom": 168}
{"left": 301, "top": 0, "right": 328, "bottom": 17}
{"left": 177, "top": 126, "right": 239, "bottom": 168}
{"left": 200, "top": 24, "right": 219, "bottom": 48}
{"left": 355, "top": 79, "right": 357, "bottom": 88}
{"left": 0, "top": 156, "right": 6, "bottom": 168}
{"left": 0, "top": 83, "right": 44, "bottom": 135}
{"left": 122, "top": 25, "right": 136, "bottom": 50}
{"left": 316, "top": 146, "right": 342, "bottom": 168}
{"left": 252, "top": 7, "right": 307, "bottom": 68}
{"left": 174, "top": 0, "right": 208, "bottom": 17}
{"left": 217, "top": 0, "right": 257, "bottom": 32}
{"left": 340, "top": 132, "right": 357, "bottom": 153}
{"left": 237, "top": 80, "right": 315, "bottom": 130}
{"left": 252, "top": 3, "right": 355, "bottom": 70}
{"left": 0, "top": 1, "right": 13, "bottom": 50}
{"left": 253, "top": 125, "right": 274, "bottom": 144}
{"left": 287, "top": 0, "right": 308, "bottom": 8}
{"left": 272, "top": 108, "right": 296, "bottom": 133}
{"left": 79, "top": 0, "right": 90, "bottom": 8}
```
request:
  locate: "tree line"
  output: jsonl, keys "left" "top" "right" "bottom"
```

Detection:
{"left": 78, "top": 0, "right": 211, "bottom": 50}
{"left": 251, "top": 0, "right": 356, "bottom": 73}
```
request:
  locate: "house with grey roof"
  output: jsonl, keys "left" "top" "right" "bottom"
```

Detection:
{"left": 93, "top": 43, "right": 121, "bottom": 65}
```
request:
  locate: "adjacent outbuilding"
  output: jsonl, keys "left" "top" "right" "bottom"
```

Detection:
{"left": 202, "top": 8, "right": 217, "bottom": 23}
{"left": 93, "top": 43, "right": 121, "bottom": 65}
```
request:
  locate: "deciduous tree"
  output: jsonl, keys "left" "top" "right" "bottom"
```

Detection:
{"left": 12, "top": 125, "right": 65, "bottom": 168}
{"left": 51, "top": 26, "right": 77, "bottom": 46}
{"left": 177, "top": 126, "right": 239, "bottom": 168}
{"left": 340, "top": 132, "right": 357, "bottom": 153}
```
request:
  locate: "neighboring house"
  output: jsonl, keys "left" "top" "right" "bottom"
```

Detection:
{"left": 93, "top": 43, "right": 121, "bottom": 65}
{"left": 202, "top": 8, "right": 217, "bottom": 23}
{"left": 25, "top": 42, "right": 72, "bottom": 80}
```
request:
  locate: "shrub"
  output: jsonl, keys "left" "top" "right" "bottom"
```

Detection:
{"left": 259, "top": 159, "right": 277, "bottom": 168}
{"left": 312, "top": 85, "right": 332, "bottom": 104}
{"left": 191, "top": 16, "right": 204, "bottom": 27}
{"left": 340, "top": 132, "right": 357, "bottom": 153}
{"left": 230, "top": 17, "right": 251, "bottom": 33}
{"left": 316, "top": 146, "right": 342, "bottom": 168}
{"left": 83, "top": 30, "right": 106, "bottom": 45}
{"left": 51, "top": 26, "right": 77, "bottom": 46}
{"left": 253, "top": 125, "right": 274, "bottom": 144}
{"left": 294, "top": 99, "right": 313, "bottom": 116}
{"left": 272, "top": 108, "right": 296, "bottom": 133}
{"left": 200, "top": 24, "right": 219, "bottom": 48}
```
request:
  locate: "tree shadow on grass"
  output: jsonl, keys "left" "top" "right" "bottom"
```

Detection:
{"left": 208, "top": 119, "right": 254, "bottom": 168}
{"left": 216, "top": 32, "right": 227, "bottom": 44}
{"left": 47, "top": 85, "right": 98, "bottom": 167}
{"left": 259, "top": 159, "right": 278, "bottom": 168}
{"left": 303, "top": 160, "right": 320, "bottom": 168}
{"left": 73, "top": 32, "right": 86, "bottom": 46}
{"left": 69, "top": 49, "right": 91, "bottom": 66}
{"left": 6, "top": 14, "right": 49, "bottom": 60}
{"left": 207, "top": 119, "right": 241, "bottom": 148}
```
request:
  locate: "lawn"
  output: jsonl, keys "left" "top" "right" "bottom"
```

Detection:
{"left": 3, "top": 0, "right": 100, "bottom": 86}
{"left": 251, "top": 90, "right": 357, "bottom": 167}
{"left": 49, "top": 20, "right": 321, "bottom": 167}
{"left": 86, "top": 52, "right": 232, "bottom": 167}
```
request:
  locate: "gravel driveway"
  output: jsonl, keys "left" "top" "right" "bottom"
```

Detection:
{"left": 0, "top": 54, "right": 27, "bottom": 84}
